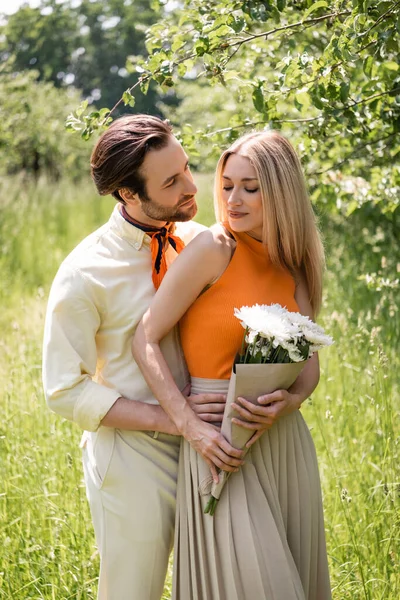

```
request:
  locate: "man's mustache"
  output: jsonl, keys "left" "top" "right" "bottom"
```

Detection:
{"left": 178, "top": 195, "right": 196, "bottom": 206}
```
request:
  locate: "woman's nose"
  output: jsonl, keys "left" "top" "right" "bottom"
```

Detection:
{"left": 227, "top": 187, "right": 241, "bottom": 205}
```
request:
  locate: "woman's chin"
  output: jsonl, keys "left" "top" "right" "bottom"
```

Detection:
{"left": 227, "top": 218, "right": 247, "bottom": 232}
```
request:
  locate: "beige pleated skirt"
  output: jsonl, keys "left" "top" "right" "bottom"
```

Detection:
{"left": 172, "top": 378, "right": 331, "bottom": 600}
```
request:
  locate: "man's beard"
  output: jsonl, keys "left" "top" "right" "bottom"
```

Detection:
{"left": 140, "top": 194, "right": 197, "bottom": 223}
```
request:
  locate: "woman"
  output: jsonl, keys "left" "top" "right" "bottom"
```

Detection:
{"left": 132, "top": 130, "right": 331, "bottom": 599}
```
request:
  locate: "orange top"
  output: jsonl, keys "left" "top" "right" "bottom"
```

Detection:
{"left": 179, "top": 225, "right": 299, "bottom": 379}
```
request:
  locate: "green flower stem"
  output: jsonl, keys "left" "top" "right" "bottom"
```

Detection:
{"left": 204, "top": 495, "right": 219, "bottom": 515}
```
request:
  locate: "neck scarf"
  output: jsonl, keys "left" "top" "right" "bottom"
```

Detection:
{"left": 120, "top": 205, "right": 185, "bottom": 289}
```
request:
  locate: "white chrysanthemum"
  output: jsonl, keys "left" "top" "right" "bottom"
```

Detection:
{"left": 258, "top": 311, "right": 294, "bottom": 341}
{"left": 286, "top": 311, "right": 314, "bottom": 329}
{"left": 234, "top": 305, "right": 268, "bottom": 332}
{"left": 286, "top": 310, "right": 334, "bottom": 348}
{"left": 278, "top": 338, "right": 304, "bottom": 362}
{"left": 245, "top": 332, "right": 255, "bottom": 345}
{"left": 308, "top": 339, "right": 333, "bottom": 353}
{"left": 303, "top": 328, "right": 333, "bottom": 347}
{"left": 235, "top": 303, "right": 332, "bottom": 364}
{"left": 262, "top": 303, "right": 289, "bottom": 318}
{"left": 235, "top": 304, "right": 300, "bottom": 341}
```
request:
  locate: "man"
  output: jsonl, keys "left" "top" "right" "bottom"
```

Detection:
{"left": 42, "top": 115, "right": 238, "bottom": 599}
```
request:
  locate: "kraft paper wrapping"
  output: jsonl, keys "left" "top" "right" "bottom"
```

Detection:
{"left": 209, "top": 360, "right": 306, "bottom": 502}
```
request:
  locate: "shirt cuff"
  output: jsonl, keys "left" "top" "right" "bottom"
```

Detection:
{"left": 73, "top": 381, "right": 121, "bottom": 431}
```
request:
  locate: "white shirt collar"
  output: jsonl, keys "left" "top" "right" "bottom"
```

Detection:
{"left": 109, "top": 204, "right": 150, "bottom": 250}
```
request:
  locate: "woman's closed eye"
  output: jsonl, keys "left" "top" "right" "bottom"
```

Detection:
{"left": 223, "top": 186, "right": 259, "bottom": 193}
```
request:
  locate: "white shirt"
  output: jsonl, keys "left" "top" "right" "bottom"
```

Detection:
{"left": 42, "top": 205, "right": 205, "bottom": 432}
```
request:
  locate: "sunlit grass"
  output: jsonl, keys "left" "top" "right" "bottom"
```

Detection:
{"left": 0, "top": 175, "right": 398, "bottom": 598}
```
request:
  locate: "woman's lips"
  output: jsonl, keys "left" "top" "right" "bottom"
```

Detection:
{"left": 228, "top": 211, "right": 247, "bottom": 218}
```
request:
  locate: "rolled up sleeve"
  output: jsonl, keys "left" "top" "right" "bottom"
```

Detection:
{"left": 42, "top": 265, "right": 120, "bottom": 431}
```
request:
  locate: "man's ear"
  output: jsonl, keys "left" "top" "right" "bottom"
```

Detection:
{"left": 118, "top": 188, "right": 139, "bottom": 205}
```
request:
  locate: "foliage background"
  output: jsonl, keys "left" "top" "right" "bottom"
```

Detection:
{"left": 0, "top": 0, "right": 399, "bottom": 598}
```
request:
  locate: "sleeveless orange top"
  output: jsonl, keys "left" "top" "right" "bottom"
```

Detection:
{"left": 179, "top": 226, "right": 299, "bottom": 379}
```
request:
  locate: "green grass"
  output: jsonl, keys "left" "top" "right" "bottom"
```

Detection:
{"left": 0, "top": 174, "right": 399, "bottom": 599}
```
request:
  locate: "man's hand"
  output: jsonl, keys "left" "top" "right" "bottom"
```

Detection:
{"left": 182, "top": 417, "right": 244, "bottom": 483}
{"left": 231, "top": 389, "right": 302, "bottom": 448}
{"left": 186, "top": 392, "right": 226, "bottom": 427}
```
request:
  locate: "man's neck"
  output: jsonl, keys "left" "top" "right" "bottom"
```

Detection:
{"left": 120, "top": 203, "right": 167, "bottom": 228}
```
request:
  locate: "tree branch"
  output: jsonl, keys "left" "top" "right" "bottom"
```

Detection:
{"left": 346, "top": 87, "right": 400, "bottom": 109}
{"left": 312, "top": 132, "right": 398, "bottom": 175}
{"left": 106, "top": 9, "right": 389, "bottom": 119}
{"left": 361, "top": 0, "right": 400, "bottom": 38}
{"left": 108, "top": 50, "right": 198, "bottom": 116}
{"left": 227, "top": 10, "right": 351, "bottom": 50}
{"left": 203, "top": 120, "right": 266, "bottom": 137}
{"left": 203, "top": 114, "right": 325, "bottom": 138}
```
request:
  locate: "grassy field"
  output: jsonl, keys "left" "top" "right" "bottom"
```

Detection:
{"left": 0, "top": 174, "right": 399, "bottom": 599}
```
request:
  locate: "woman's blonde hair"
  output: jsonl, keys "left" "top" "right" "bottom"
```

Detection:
{"left": 214, "top": 130, "right": 324, "bottom": 316}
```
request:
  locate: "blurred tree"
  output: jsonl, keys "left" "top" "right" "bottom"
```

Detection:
{"left": 0, "top": 0, "right": 163, "bottom": 114}
{"left": 66, "top": 0, "right": 399, "bottom": 303}
{"left": 70, "top": 0, "right": 399, "bottom": 215}
{"left": 1, "top": 2, "right": 78, "bottom": 85}
{"left": 0, "top": 67, "right": 92, "bottom": 179}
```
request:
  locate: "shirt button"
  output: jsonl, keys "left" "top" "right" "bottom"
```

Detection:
{"left": 134, "top": 243, "right": 140, "bottom": 250}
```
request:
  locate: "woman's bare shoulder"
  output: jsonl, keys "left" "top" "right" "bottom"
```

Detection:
{"left": 209, "top": 222, "right": 236, "bottom": 250}
{"left": 186, "top": 223, "right": 235, "bottom": 256}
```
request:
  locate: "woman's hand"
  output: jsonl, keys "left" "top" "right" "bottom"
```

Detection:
{"left": 186, "top": 392, "right": 226, "bottom": 427}
{"left": 231, "top": 389, "right": 302, "bottom": 448}
{"left": 233, "top": 352, "right": 320, "bottom": 447}
{"left": 182, "top": 417, "right": 245, "bottom": 482}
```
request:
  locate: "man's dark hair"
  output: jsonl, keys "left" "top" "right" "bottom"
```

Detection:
{"left": 90, "top": 114, "right": 173, "bottom": 204}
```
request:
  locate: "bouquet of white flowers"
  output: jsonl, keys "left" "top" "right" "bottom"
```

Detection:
{"left": 204, "top": 304, "right": 333, "bottom": 516}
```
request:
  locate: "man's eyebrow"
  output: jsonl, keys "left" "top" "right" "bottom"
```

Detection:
{"left": 222, "top": 175, "right": 258, "bottom": 181}
{"left": 161, "top": 159, "right": 189, "bottom": 186}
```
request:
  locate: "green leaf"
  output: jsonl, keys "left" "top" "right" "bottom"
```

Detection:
{"left": 122, "top": 89, "right": 135, "bottom": 107}
{"left": 363, "top": 56, "right": 374, "bottom": 77}
{"left": 277, "top": 0, "right": 286, "bottom": 11}
{"left": 252, "top": 85, "right": 264, "bottom": 113}
{"left": 140, "top": 78, "right": 150, "bottom": 95}
{"left": 194, "top": 37, "right": 210, "bottom": 56}
{"left": 171, "top": 35, "right": 185, "bottom": 53}
{"left": 310, "top": 91, "right": 324, "bottom": 110}
{"left": 224, "top": 70, "right": 240, "bottom": 81}
{"left": 346, "top": 199, "right": 359, "bottom": 216}
{"left": 177, "top": 63, "right": 187, "bottom": 77}
{"left": 208, "top": 25, "right": 234, "bottom": 39}
{"left": 340, "top": 82, "right": 350, "bottom": 103}
{"left": 228, "top": 15, "right": 245, "bottom": 33}
{"left": 382, "top": 61, "right": 399, "bottom": 72}
{"left": 295, "top": 90, "right": 311, "bottom": 109}
{"left": 75, "top": 100, "right": 88, "bottom": 118}
{"left": 303, "top": 1, "right": 328, "bottom": 20}
{"left": 65, "top": 116, "right": 83, "bottom": 132}
{"left": 81, "top": 127, "right": 93, "bottom": 141}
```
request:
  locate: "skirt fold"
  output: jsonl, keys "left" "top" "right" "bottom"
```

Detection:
{"left": 173, "top": 377, "right": 331, "bottom": 600}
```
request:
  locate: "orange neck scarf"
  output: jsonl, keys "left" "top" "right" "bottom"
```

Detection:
{"left": 120, "top": 206, "right": 185, "bottom": 289}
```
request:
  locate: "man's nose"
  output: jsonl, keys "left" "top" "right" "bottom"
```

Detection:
{"left": 184, "top": 174, "right": 197, "bottom": 195}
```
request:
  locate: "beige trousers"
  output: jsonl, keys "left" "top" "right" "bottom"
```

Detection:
{"left": 82, "top": 426, "right": 181, "bottom": 600}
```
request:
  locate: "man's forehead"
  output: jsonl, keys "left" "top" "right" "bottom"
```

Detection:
{"left": 142, "top": 137, "right": 187, "bottom": 178}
